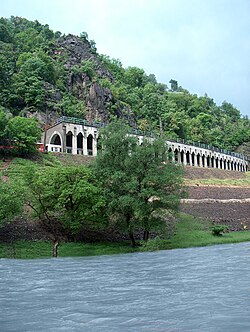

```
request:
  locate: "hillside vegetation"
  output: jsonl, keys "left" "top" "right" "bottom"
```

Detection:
{"left": 0, "top": 16, "right": 249, "bottom": 152}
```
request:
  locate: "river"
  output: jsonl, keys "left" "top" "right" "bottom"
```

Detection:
{"left": 1, "top": 242, "right": 250, "bottom": 331}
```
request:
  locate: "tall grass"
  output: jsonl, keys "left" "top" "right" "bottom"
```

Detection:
{"left": 1, "top": 214, "right": 249, "bottom": 259}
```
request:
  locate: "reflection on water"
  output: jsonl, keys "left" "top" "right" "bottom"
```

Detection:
{"left": 1, "top": 242, "right": 250, "bottom": 332}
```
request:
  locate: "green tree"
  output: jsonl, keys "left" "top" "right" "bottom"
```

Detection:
{"left": 5, "top": 116, "right": 41, "bottom": 155}
{"left": 93, "top": 121, "right": 183, "bottom": 246}
{"left": 0, "top": 179, "right": 24, "bottom": 227}
{"left": 24, "top": 165, "right": 104, "bottom": 235}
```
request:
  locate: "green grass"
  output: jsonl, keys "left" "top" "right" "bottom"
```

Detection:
{"left": 1, "top": 214, "right": 249, "bottom": 259}
{"left": 0, "top": 240, "right": 138, "bottom": 259}
{"left": 185, "top": 172, "right": 250, "bottom": 187}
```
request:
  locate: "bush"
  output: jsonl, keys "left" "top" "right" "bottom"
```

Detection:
{"left": 211, "top": 225, "right": 229, "bottom": 236}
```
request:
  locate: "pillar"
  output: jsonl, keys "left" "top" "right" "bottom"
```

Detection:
{"left": 62, "top": 124, "right": 66, "bottom": 153}
{"left": 194, "top": 154, "right": 198, "bottom": 167}
{"left": 183, "top": 151, "right": 187, "bottom": 166}
{"left": 83, "top": 129, "right": 88, "bottom": 156}
{"left": 72, "top": 127, "right": 77, "bottom": 155}
{"left": 93, "top": 131, "right": 98, "bottom": 156}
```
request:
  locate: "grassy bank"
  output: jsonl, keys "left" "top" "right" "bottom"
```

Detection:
{"left": 184, "top": 170, "right": 250, "bottom": 187}
{"left": 1, "top": 214, "right": 249, "bottom": 259}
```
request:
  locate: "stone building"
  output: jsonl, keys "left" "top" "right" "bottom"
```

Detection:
{"left": 41, "top": 117, "right": 248, "bottom": 172}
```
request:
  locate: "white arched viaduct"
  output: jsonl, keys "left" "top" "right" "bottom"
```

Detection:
{"left": 41, "top": 117, "right": 248, "bottom": 172}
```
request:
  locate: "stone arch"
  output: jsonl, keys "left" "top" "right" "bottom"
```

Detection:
{"left": 66, "top": 131, "right": 73, "bottom": 153}
{"left": 191, "top": 152, "right": 195, "bottom": 166}
{"left": 174, "top": 148, "right": 178, "bottom": 162}
{"left": 211, "top": 156, "right": 215, "bottom": 168}
{"left": 215, "top": 157, "right": 219, "bottom": 169}
{"left": 207, "top": 155, "right": 211, "bottom": 168}
{"left": 201, "top": 154, "right": 205, "bottom": 167}
{"left": 220, "top": 158, "right": 223, "bottom": 169}
{"left": 180, "top": 150, "right": 185, "bottom": 164}
{"left": 197, "top": 153, "right": 201, "bottom": 167}
{"left": 50, "top": 133, "right": 61, "bottom": 146}
{"left": 224, "top": 159, "right": 227, "bottom": 170}
{"left": 231, "top": 161, "right": 234, "bottom": 171}
{"left": 186, "top": 151, "right": 190, "bottom": 165}
{"left": 87, "top": 134, "right": 93, "bottom": 155}
{"left": 168, "top": 147, "right": 173, "bottom": 161}
{"left": 227, "top": 160, "right": 230, "bottom": 170}
{"left": 77, "top": 132, "right": 84, "bottom": 154}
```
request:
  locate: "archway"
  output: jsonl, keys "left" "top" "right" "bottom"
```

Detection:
{"left": 197, "top": 153, "right": 201, "bottom": 167}
{"left": 207, "top": 156, "right": 211, "bottom": 168}
{"left": 211, "top": 156, "right": 215, "bottom": 168}
{"left": 87, "top": 134, "right": 93, "bottom": 155}
{"left": 50, "top": 134, "right": 61, "bottom": 145}
{"left": 215, "top": 158, "right": 219, "bottom": 169}
{"left": 180, "top": 150, "right": 184, "bottom": 164}
{"left": 191, "top": 152, "right": 195, "bottom": 166}
{"left": 220, "top": 159, "right": 223, "bottom": 169}
{"left": 50, "top": 133, "right": 62, "bottom": 152}
{"left": 174, "top": 149, "right": 178, "bottom": 162}
{"left": 66, "top": 131, "right": 73, "bottom": 153}
{"left": 186, "top": 151, "right": 190, "bottom": 165}
{"left": 201, "top": 154, "right": 205, "bottom": 167}
{"left": 168, "top": 148, "right": 173, "bottom": 162}
{"left": 77, "top": 133, "right": 84, "bottom": 154}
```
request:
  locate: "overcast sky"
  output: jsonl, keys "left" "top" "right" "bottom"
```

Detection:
{"left": 2, "top": 0, "right": 250, "bottom": 117}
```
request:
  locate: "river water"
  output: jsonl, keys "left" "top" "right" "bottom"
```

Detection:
{"left": 1, "top": 242, "right": 250, "bottom": 332}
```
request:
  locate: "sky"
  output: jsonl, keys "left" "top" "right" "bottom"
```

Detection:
{"left": 1, "top": 0, "right": 250, "bottom": 117}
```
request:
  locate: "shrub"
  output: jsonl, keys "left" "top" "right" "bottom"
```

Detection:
{"left": 211, "top": 225, "right": 229, "bottom": 236}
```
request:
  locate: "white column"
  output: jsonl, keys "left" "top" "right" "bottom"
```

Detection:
{"left": 183, "top": 152, "right": 187, "bottom": 166}
{"left": 177, "top": 151, "right": 181, "bottom": 164}
{"left": 194, "top": 154, "right": 198, "bottom": 167}
{"left": 204, "top": 155, "right": 207, "bottom": 168}
{"left": 72, "top": 127, "right": 77, "bottom": 155}
{"left": 83, "top": 129, "right": 88, "bottom": 156}
{"left": 93, "top": 131, "right": 98, "bottom": 157}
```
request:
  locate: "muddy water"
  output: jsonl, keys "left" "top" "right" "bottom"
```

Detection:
{"left": 1, "top": 242, "right": 250, "bottom": 331}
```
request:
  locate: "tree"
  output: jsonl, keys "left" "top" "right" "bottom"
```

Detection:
{"left": 93, "top": 121, "right": 183, "bottom": 246}
{"left": 0, "top": 179, "right": 24, "bottom": 228}
{"left": 169, "top": 79, "right": 178, "bottom": 91}
{"left": 5, "top": 116, "right": 41, "bottom": 155}
{"left": 24, "top": 165, "right": 104, "bottom": 235}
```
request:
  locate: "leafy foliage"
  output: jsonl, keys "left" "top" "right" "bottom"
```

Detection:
{"left": 0, "top": 179, "right": 24, "bottom": 226}
{"left": 93, "top": 121, "right": 183, "bottom": 246}
{"left": 23, "top": 165, "right": 105, "bottom": 234}
{"left": 0, "top": 111, "right": 41, "bottom": 156}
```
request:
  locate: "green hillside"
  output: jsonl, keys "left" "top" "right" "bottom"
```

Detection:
{"left": 0, "top": 16, "right": 249, "bottom": 151}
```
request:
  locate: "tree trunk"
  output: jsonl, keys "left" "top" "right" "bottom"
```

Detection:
{"left": 128, "top": 230, "right": 136, "bottom": 247}
{"left": 53, "top": 239, "right": 59, "bottom": 257}
{"left": 143, "top": 230, "right": 149, "bottom": 241}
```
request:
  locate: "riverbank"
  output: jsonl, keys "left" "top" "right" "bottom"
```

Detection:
{"left": 1, "top": 214, "right": 249, "bottom": 259}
